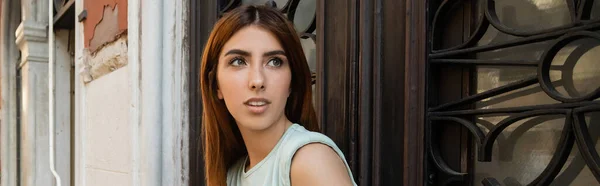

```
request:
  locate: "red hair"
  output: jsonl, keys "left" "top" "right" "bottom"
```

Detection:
{"left": 199, "top": 5, "right": 319, "bottom": 186}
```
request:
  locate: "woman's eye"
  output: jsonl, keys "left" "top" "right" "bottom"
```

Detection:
{"left": 267, "top": 58, "right": 283, "bottom": 67}
{"left": 229, "top": 58, "right": 246, "bottom": 66}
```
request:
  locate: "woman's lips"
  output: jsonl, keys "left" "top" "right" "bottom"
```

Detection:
{"left": 244, "top": 98, "right": 271, "bottom": 114}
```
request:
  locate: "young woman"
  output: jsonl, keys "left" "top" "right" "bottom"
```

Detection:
{"left": 200, "top": 5, "right": 357, "bottom": 186}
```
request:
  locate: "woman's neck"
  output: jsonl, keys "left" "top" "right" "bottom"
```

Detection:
{"left": 239, "top": 117, "right": 292, "bottom": 171}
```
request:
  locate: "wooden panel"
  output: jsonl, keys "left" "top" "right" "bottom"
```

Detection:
{"left": 357, "top": 0, "right": 375, "bottom": 185}
{"left": 317, "top": 0, "right": 357, "bottom": 175}
{"left": 379, "top": 0, "right": 408, "bottom": 184}
{"left": 188, "top": 0, "right": 219, "bottom": 185}
{"left": 354, "top": 0, "right": 427, "bottom": 185}
{"left": 403, "top": 0, "right": 427, "bottom": 186}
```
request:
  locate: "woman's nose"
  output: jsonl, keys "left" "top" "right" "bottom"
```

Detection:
{"left": 248, "top": 67, "right": 265, "bottom": 91}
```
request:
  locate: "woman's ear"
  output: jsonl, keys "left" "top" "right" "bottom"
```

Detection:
{"left": 211, "top": 69, "right": 224, "bottom": 99}
{"left": 217, "top": 88, "right": 224, "bottom": 99}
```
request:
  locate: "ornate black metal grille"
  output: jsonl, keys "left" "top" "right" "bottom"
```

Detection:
{"left": 219, "top": 0, "right": 317, "bottom": 84}
{"left": 427, "top": 0, "right": 600, "bottom": 185}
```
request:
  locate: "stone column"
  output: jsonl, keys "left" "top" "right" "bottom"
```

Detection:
{"left": 1, "top": 0, "right": 23, "bottom": 185}
{"left": 15, "top": 0, "right": 51, "bottom": 185}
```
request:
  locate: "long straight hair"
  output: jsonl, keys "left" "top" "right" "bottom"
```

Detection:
{"left": 199, "top": 5, "right": 319, "bottom": 186}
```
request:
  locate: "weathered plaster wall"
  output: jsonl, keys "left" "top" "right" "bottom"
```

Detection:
{"left": 83, "top": 66, "right": 132, "bottom": 186}
{"left": 83, "top": 0, "right": 127, "bottom": 52}
{"left": 72, "top": 0, "right": 189, "bottom": 185}
{"left": 76, "top": 0, "right": 132, "bottom": 185}
{"left": 80, "top": 36, "right": 128, "bottom": 82}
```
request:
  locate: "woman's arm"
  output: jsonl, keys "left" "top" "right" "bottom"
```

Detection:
{"left": 290, "top": 143, "right": 354, "bottom": 186}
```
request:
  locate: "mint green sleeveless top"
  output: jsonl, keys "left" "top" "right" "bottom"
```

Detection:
{"left": 226, "top": 124, "right": 358, "bottom": 186}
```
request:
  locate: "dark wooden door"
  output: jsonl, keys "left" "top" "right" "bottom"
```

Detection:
{"left": 318, "top": 0, "right": 426, "bottom": 185}
{"left": 188, "top": 0, "right": 428, "bottom": 185}
{"left": 188, "top": 1, "right": 219, "bottom": 185}
{"left": 427, "top": 0, "right": 600, "bottom": 185}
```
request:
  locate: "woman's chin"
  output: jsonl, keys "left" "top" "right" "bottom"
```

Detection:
{"left": 236, "top": 117, "right": 283, "bottom": 132}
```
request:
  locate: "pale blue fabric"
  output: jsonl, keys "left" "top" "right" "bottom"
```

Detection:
{"left": 226, "top": 124, "right": 358, "bottom": 186}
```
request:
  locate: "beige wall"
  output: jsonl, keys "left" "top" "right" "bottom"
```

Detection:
{"left": 75, "top": 0, "right": 134, "bottom": 184}
{"left": 71, "top": 0, "right": 189, "bottom": 185}
{"left": 83, "top": 66, "right": 132, "bottom": 186}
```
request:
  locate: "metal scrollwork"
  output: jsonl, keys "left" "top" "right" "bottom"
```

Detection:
{"left": 428, "top": 0, "right": 600, "bottom": 185}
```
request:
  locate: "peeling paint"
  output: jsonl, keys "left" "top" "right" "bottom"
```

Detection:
{"left": 83, "top": 0, "right": 127, "bottom": 52}
{"left": 89, "top": 6, "right": 120, "bottom": 52}
{"left": 79, "top": 36, "right": 128, "bottom": 83}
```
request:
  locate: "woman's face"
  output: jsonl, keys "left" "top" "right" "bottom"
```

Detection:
{"left": 216, "top": 25, "right": 292, "bottom": 131}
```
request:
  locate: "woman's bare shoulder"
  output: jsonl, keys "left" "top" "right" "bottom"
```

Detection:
{"left": 290, "top": 143, "right": 354, "bottom": 186}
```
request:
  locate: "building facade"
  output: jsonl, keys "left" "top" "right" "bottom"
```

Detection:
{"left": 1, "top": 0, "right": 188, "bottom": 185}
{"left": 1, "top": 0, "right": 599, "bottom": 186}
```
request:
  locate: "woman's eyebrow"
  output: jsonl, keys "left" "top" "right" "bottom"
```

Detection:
{"left": 224, "top": 49, "right": 250, "bottom": 56}
{"left": 224, "top": 49, "right": 286, "bottom": 57}
{"left": 263, "top": 50, "right": 286, "bottom": 57}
